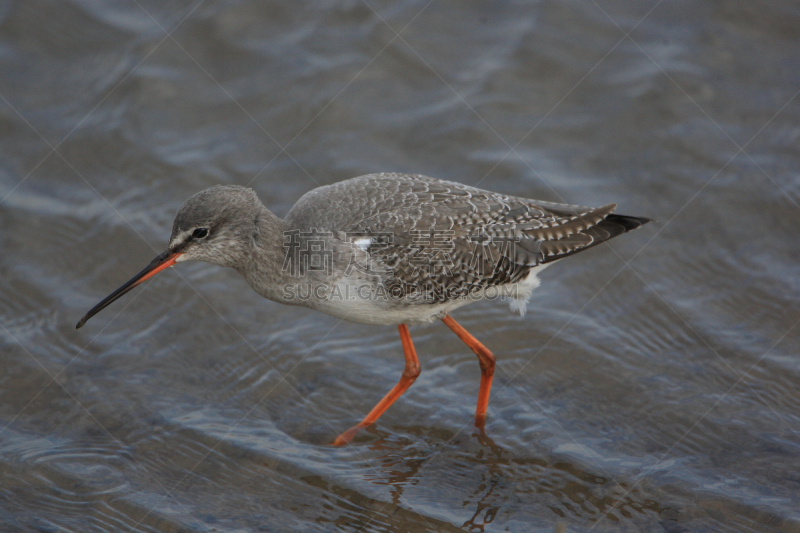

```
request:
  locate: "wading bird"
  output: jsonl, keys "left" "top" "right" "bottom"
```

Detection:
{"left": 77, "top": 173, "right": 649, "bottom": 444}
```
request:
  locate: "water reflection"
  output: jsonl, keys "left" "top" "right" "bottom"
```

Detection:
{"left": 351, "top": 426, "right": 675, "bottom": 531}
{"left": 304, "top": 474, "right": 465, "bottom": 533}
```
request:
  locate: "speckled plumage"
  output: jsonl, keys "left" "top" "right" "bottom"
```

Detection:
{"left": 162, "top": 173, "right": 649, "bottom": 326}
{"left": 76, "top": 172, "right": 651, "bottom": 443}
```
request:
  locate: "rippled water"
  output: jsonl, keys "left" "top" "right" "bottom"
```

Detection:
{"left": 2, "top": 1, "right": 799, "bottom": 531}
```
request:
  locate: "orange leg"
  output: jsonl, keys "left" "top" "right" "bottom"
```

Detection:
{"left": 333, "top": 324, "right": 421, "bottom": 445}
{"left": 441, "top": 314, "right": 496, "bottom": 429}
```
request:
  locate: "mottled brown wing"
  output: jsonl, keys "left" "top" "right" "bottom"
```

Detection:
{"left": 286, "top": 173, "right": 645, "bottom": 299}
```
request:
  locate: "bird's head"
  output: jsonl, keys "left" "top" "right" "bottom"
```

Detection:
{"left": 169, "top": 185, "right": 261, "bottom": 268}
{"left": 76, "top": 185, "right": 262, "bottom": 329}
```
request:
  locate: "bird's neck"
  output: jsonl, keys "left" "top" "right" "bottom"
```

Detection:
{"left": 236, "top": 205, "right": 295, "bottom": 304}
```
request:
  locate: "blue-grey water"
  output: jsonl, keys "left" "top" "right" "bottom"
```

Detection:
{"left": 1, "top": 1, "right": 799, "bottom": 532}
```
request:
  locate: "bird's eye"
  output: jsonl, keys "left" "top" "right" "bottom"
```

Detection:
{"left": 192, "top": 228, "right": 209, "bottom": 239}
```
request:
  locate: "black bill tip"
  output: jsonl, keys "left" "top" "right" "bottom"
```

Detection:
{"left": 75, "top": 249, "right": 181, "bottom": 330}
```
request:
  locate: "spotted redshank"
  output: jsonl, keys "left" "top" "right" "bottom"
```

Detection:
{"left": 77, "top": 173, "right": 650, "bottom": 444}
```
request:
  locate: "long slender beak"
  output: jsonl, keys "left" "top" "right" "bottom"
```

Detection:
{"left": 76, "top": 249, "right": 182, "bottom": 329}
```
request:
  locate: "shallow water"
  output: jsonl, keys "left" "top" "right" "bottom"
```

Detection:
{"left": 1, "top": 1, "right": 799, "bottom": 531}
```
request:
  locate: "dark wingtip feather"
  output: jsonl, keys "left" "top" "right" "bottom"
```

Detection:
{"left": 604, "top": 214, "right": 654, "bottom": 232}
{"left": 539, "top": 212, "right": 651, "bottom": 264}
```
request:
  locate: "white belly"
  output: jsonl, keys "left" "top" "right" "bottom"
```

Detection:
{"left": 307, "top": 285, "right": 471, "bottom": 326}
{"left": 290, "top": 264, "right": 550, "bottom": 325}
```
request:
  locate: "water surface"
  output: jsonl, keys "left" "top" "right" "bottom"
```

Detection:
{"left": 1, "top": 1, "right": 799, "bottom": 531}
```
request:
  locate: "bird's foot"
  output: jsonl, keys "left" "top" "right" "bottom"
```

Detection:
{"left": 332, "top": 423, "right": 367, "bottom": 446}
